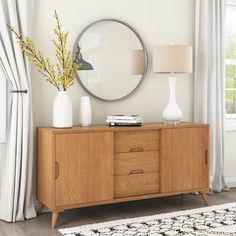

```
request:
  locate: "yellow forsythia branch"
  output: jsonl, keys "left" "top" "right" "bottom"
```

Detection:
{"left": 8, "top": 10, "right": 80, "bottom": 91}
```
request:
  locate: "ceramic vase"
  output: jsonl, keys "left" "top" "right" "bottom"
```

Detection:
{"left": 80, "top": 96, "right": 91, "bottom": 126}
{"left": 53, "top": 91, "right": 73, "bottom": 128}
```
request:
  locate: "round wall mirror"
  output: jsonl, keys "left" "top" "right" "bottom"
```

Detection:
{"left": 73, "top": 19, "right": 148, "bottom": 101}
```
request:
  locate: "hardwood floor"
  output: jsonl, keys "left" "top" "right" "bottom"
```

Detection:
{"left": 0, "top": 189, "right": 236, "bottom": 236}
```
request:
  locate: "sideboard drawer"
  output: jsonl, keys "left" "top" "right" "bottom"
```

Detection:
{"left": 114, "top": 151, "right": 159, "bottom": 176}
{"left": 114, "top": 130, "right": 159, "bottom": 153}
{"left": 114, "top": 172, "right": 160, "bottom": 198}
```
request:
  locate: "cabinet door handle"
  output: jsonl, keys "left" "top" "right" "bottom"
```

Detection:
{"left": 129, "top": 147, "right": 144, "bottom": 152}
{"left": 55, "top": 162, "right": 59, "bottom": 179}
{"left": 129, "top": 169, "right": 144, "bottom": 175}
{"left": 205, "top": 150, "right": 208, "bottom": 165}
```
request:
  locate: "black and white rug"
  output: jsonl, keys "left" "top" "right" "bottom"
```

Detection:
{"left": 59, "top": 202, "right": 236, "bottom": 236}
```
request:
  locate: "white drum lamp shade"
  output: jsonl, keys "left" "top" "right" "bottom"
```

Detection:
{"left": 153, "top": 45, "right": 192, "bottom": 123}
{"left": 131, "top": 50, "right": 145, "bottom": 75}
{"left": 153, "top": 45, "right": 192, "bottom": 73}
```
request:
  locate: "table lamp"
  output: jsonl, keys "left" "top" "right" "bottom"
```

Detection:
{"left": 153, "top": 45, "right": 192, "bottom": 124}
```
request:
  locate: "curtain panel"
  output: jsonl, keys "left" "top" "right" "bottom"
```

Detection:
{"left": 0, "top": 0, "right": 36, "bottom": 221}
{"left": 194, "top": 0, "right": 228, "bottom": 192}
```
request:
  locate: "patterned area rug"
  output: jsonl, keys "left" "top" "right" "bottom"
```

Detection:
{"left": 59, "top": 202, "right": 236, "bottom": 236}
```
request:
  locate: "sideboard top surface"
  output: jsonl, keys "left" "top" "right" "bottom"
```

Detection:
{"left": 37, "top": 122, "right": 209, "bottom": 134}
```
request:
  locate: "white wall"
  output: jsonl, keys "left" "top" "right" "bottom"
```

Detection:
{"left": 0, "top": 0, "right": 232, "bottom": 188}
{"left": 32, "top": 0, "right": 194, "bottom": 127}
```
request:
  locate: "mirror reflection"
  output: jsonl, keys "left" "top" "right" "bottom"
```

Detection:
{"left": 74, "top": 20, "right": 147, "bottom": 101}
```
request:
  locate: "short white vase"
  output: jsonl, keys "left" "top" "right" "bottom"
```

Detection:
{"left": 80, "top": 96, "right": 92, "bottom": 126}
{"left": 53, "top": 91, "right": 73, "bottom": 128}
{"left": 162, "top": 76, "right": 182, "bottom": 124}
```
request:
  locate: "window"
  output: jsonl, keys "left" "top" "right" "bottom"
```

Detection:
{"left": 0, "top": 65, "right": 6, "bottom": 143}
{"left": 225, "top": 1, "right": 236, "bottom": 130}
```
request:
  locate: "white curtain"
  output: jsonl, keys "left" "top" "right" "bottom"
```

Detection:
{"left": 0, "top": 0, "right": 36, "bottom": 221}
{"left": 195, "top": 0, "right": 228, "bottom": 192}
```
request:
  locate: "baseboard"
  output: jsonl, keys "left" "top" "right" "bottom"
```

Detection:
{"left": 225, "top": 177, "right": 236, "bottom": 188}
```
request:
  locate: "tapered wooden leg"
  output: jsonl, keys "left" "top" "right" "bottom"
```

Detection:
{"left": 37, "top": 203, "right": 44, "bottom": 215}
{"left": 51, "top": 212, "right": 59, "bottom": 230}
{"left": 199, "top": 192, "right": 208, "bottom": 206}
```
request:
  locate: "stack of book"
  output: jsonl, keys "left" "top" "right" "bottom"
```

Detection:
{"left": 106, "top": 115, "right": 143, "bottom": 126}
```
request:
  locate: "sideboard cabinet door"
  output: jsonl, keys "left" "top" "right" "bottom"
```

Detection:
{"left": 55, "top": 132, "right": 113, "bottom": 207}
{"left": 160, "top": 127, "right": 209, "bottom": 193}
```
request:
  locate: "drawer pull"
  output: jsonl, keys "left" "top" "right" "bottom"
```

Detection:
{"left": 55, "top": 161, "right": 59, "bottom": 179}
{"left": 129, "top": 147, "right": 144, "bottom": 152}
{"left": 205, "top": 150, "right": 208, "bottom": 165}
{"left": 129, "top": 169, "right": 144, "bottom": 175}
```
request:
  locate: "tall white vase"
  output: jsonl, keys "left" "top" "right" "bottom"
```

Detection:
{"left": 80, "top": 96, "right": 92, "bottom": 126}
{"left": 162, "top": 76, "right": 182, "bottom": 124}
{"left": 53, "top": 91, "right": 73, "bottom": 128}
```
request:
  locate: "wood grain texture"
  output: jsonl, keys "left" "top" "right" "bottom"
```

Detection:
{"left": 55, "top": 132, "right": 113, "bottom": 207}
{"left": 160, "top": 129, "right": 172, "bottom": 193}
{"left": 114, "top": 151, "right": 159, "bottom": 176}
{"left": 49, "top": 187, "right": 209, "bottom": 211}
{"left": 200, "top": 192, "right": 209, "bottom": 206}
{"left": 114, "top": 172, "right": 160, "bottom": 198}
{"left": 38, "top": 122, "right": 209, "bottom": 134}
{"left": 200, "top": 129, "right": 210, "bottom": 189}
{"left": 160, "top": 127, "right": 209, "bottom": 193}
{"left": 51, "top": 212, "right": 59, "bottom": 230}
{"left": 37, "top": 128, "right": 55, "bottom": 210}
{"left": 114, "top": 130, "right": 159, "bottom": 153}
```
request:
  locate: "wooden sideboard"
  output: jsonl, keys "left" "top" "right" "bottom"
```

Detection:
{"left": 37, "top": 122, "right": 210, "bottom": 229}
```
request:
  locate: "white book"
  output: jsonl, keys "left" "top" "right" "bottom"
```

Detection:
{"left": 107, "top": 115, "right": 142, "bottom": 120}
{"left": 106, "top": 119, "right": 142, "bottom": 124}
